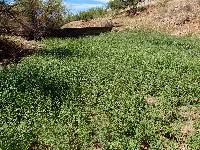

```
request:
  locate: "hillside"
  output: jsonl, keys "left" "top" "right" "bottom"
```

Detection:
{"left": 113, "top": 0, "right": 200, "bottom": 36}
{"left": 63, "top": 0, "right": 200, "bottom": 36}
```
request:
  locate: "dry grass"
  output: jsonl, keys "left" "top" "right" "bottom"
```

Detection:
{"left": 179, "top": 106, "right": 200, "bottom": 120}
{"left": 145, "top": 96, "right": 157, "bottom": 105}
{"left": 62, "top": 0, "right": 200, "bottom": 36}
{"left": 112, "top": 0, "right": 200, "bottom": 36}
{"left": 181, "top": 121, "right": 196, "bottom": 136}
{"left": 62, "top": 18, "right": 113, "bottom": 28}
{"left": 178, "top": 121, "right": 196, "bottom": 150}
{"left": 176, "top": 105, "right": 200, "bottom": 150}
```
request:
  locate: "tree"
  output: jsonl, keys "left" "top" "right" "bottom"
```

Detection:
{"left": 14, "top": 0, "right": 43, "bottom": 39}
{"left": 15, "top": 0, "right": 66, "bottom": 39}
{"left": 0, "top": 0, "right": 66, "bottom": 39}
{"left": 0, "top": 1, "right": 20, "bottom": 35}
{"left": 43, "top": 0, "right": 65, "bottom": 31}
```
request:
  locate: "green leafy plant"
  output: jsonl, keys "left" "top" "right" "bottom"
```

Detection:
{"left": 0, "top": 30, "right": 200, "bottom": 149}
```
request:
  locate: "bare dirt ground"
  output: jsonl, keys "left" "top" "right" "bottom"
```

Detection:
{"left": 64, "top": 0, "right": 200, "bottom": 37}
{"left": 0, "top": 35, "right": 41, "bottom": 66}
{"left": 62, "top": 18, "right": 113, "bottom": 28}
{"left": 112, "top": 0, "right": 200, "bottom": 36}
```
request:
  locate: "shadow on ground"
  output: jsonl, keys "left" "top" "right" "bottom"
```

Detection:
{"left": 48, "top": 27, "right": 113, "bottom": 38}
{"left": 39, "top": 47, "right": 82, "bottom": 60}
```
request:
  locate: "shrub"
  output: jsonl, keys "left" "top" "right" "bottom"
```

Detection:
{"left": 108, "top": 0, "right": 127, "bottom": 10}
{"left": 108, "top": 0, "right": 140, "bottom": 15}
{"left": 67, "top": 7, "right": 106, "bottom": 22}
{"left": 0, "top": 0, "right": 67, "bottom": 39}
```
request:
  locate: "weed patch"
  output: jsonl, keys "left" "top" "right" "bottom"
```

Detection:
{"left": 0, "top": 30, "right": 200, "bottom": 149}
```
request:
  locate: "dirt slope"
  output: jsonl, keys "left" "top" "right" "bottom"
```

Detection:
{"left": 113, "top": 0, "right": 200, "bottom": 36}
{"left": 64, "top": 0, "right": 200, "bottom": 36}
{"left": 62, "top": 18, "right": 113, "bottom": 28}
{"left": 0, "top": 35, "right": 40, "bottom": 66}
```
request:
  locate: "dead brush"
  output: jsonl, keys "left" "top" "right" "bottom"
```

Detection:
{"left": 0, "top": 35, "right": 41, "bottom": 66}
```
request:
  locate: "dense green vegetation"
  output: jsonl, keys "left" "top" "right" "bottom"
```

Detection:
{"left": 0, "top": 30, "right": 200, "bottom": 149}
